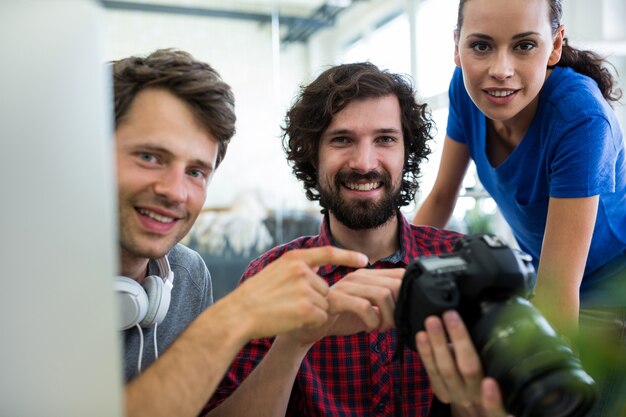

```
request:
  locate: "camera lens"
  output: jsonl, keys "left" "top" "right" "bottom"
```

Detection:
{"left": 537, "top": 389, "right": 570, "bottom": 409}
{"left": 471, "top": 297, "right": 596, "bottom": 417}
{"left": 538, "top": 389, "right": 568, "bottom": 408}
{"left": 516, "top": 368, "right": 596, "bottom": 417}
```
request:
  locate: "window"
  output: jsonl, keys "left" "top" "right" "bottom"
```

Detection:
{"left": 342, "top": 13, "right": 411, "bottom": 75}
{"left": 416, "top": 0, "right": 458, "bottom": 97}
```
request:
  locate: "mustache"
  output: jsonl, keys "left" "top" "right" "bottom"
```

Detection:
{"left": 136, "top": 196, "right": 189, "bottom": 219}
{"left": 336, "top": 170, "right": 390, "bottom": 184}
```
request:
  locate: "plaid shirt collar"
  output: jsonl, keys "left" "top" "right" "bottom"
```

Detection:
{"left": 316, "top": 211, "right": 416, "bottom": 276}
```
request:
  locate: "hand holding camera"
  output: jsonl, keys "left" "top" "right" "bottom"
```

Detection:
{"left": 395, "top": 234, "right": 596, "bottom": 417}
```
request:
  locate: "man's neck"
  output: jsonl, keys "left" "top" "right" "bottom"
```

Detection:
{"left": 328, "top": 213, "right": 400, "bottom": 264}
{"left": 119, "top": 251, "right": 150, "bottom": 283}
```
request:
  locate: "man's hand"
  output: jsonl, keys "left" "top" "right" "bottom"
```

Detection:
{"left": 224, "top": 246, "right": 368, "bottom": 341}
{"left": 283, "top": 268, "right": 405, "bottom": 346}
{"left": 415, "top": 311, "right": 513, "bottom": 417}
{"left": 327, "top": 268, "right": 404, "bottom": 333}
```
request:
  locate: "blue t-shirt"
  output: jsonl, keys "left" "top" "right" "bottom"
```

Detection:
{"left": 447, "top": 66, "right": 626, "bottom": 304}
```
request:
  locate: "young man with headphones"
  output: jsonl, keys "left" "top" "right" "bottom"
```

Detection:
{"left": 112, "top": 49, "right": 369, "bottom": 417}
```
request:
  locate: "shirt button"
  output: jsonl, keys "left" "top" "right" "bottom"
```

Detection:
{"left": 376, "top": 402, "right": 386, "bottom": 413}
{"left": 372, "top": 343, "right": 381, "bottom": 353}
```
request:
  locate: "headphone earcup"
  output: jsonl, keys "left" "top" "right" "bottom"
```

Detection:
{"left": 114, "top": 276, "right": 149, "bottom": 330}
{"left": 140, "top": 274, "right": 172, "bottom": 328}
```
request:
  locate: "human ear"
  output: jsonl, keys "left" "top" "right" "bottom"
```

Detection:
{"left": 548, "top": 25, "right": 565, "bottom": 66}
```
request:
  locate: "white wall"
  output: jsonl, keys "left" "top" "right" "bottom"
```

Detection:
{"left": 308, "top": 0, "right": 402, "bottom": 73}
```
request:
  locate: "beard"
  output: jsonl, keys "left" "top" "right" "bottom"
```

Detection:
{"left": 318, "top": 169, "right": 401, "bottom": 230}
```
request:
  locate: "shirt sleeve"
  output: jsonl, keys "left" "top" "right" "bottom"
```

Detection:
{"left": 202, "top": 251, "right": 283, "bottom": 412}
{"left": 204, "top": 336, "right": 274, "bottom": 411}
{"left": 549, "top": 113, "right": 618, "bottom": 198}
{"left": 446, "top": 67, "right": 469, "bottom": 145}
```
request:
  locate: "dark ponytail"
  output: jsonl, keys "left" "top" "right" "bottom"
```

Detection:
{"left": 546, "top": 0, "right": 622, "bottom": 104}
{"left": 556, "top": 38, "right": 622, "bottom": 104}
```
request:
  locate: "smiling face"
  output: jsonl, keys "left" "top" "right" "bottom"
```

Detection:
{"left": 115, "top": 88, "right": 217, "bottom": 276}
{"left": 454, "top": 0, "right": 563, "bottom": 127}
{"left": 317, "top": 94, "right": 405, "bottom": 230}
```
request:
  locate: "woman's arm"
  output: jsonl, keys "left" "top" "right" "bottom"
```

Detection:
{"left": 413, "top": 136, "right": 471, "bottom": 228}
{"left": 533, "top": 196, "right": 599, "bottom": 334}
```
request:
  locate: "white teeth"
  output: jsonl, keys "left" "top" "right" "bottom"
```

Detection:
{"left": 489, "top": 90, "right": 515, "bottom": 97}
{"left": 345, "top": 182, "right": 380, "bottom": 191}
{"left": 138, "top": 209, "right": 175, "bottom": 223}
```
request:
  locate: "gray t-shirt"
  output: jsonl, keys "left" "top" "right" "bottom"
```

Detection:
{"left": 123, "top": 243, "right": 213, "bottom": 382}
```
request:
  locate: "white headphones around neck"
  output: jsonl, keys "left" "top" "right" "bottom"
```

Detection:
{"left": 114, "top": 256, "right": 174, "bottom": 330}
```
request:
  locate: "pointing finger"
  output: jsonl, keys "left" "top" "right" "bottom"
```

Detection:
{"left": 290, "top": 246, "right": 368, "bottom": 269}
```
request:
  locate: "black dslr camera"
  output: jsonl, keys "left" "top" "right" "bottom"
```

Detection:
{"left": 395, "top": 234, "right": 596, "bottom": 417}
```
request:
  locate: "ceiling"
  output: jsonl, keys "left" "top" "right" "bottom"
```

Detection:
{"left": 99, "top": 0, "right": 363, "bottom": 43}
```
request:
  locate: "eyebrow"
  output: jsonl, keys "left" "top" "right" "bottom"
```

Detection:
{"left": 325, "top": 127, "right": 402, "bottom": 136}
{"left": 465, "top": 31, "right": 540, "bottom": 41}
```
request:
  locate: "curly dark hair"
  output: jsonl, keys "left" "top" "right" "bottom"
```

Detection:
{"left": 282, "top": 62, "right": 434, "bottom": 209}
{"left": 112, "top": 48, "right": 236, "bottom": 167}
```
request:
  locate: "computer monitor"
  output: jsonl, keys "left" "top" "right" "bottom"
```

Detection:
{"left": 0, "top": 2, "right": 122, "bottom": 416}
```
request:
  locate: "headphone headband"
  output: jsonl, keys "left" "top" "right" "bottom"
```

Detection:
{"left": 155, "top": 255, "right": 174, "bottom": 289}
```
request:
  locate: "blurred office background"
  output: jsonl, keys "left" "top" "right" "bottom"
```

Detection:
{"left": 2, "top": 1, "right": 625, "bottom": 415}
{"left": 101, "top": 0, "right": 626, "bottom": 298}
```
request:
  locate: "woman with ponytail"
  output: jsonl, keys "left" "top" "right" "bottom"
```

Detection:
{"left": 413, "top": 0, "right": 626, "bottom": 415}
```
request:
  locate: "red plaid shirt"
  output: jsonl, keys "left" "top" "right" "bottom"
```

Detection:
{"left": 206, "top": 213, "right": 462, "bottom": 416}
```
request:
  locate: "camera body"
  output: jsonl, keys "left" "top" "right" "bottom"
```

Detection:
{"left": 396, "top": 233, "right": 535, "bottom": 349}
{"left": 395, "top": 234, "right": 596, "bottom": 417}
